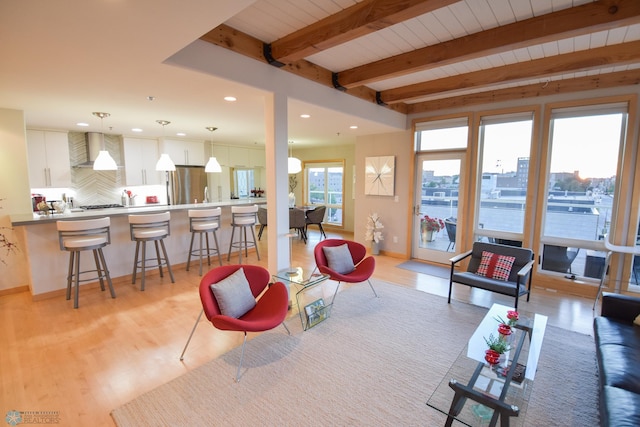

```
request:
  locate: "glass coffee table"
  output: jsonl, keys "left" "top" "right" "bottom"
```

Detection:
{"left": 427, "top": 303, "right": 547, "bottom": 427}
{"left": 272, "top": 267, "right": 333, "bottom": 330}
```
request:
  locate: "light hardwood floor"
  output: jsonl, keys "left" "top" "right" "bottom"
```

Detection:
{"left": 0, "top": 229, "right": 599, "bottom": 427}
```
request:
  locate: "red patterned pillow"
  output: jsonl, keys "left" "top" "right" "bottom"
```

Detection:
{"left": 476, "top": 251, "right": 516, "bottom": 281}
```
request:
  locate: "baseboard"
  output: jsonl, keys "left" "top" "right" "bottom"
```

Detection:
{"left": 0, "top": 285, "right": 29, "bottom": 297}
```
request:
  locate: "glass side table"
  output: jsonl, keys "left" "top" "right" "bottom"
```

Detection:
{"left": 273, "top": 267, "right": 333, "bottom": 330}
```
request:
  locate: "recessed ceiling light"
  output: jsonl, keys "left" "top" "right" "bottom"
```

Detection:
{"left": 300, "top": 114, "right": 310, "bottom": 118}
{"left": 224, "top": 96, "right": 237, "bottom": 102}
{"left": 77, "top": 122, "right": 89, "bottom": 127}
{"left": 176, "top": 132, "right": 186, "bottom": 136}
{"left": 132, "top": 128, "right": 143, "bottom": 132}
{"left": 350, "top": 125, "right": 358, "bottom": 129}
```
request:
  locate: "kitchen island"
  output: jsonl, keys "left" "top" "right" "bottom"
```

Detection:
{"left": 11, "top": 199, "right": 266, "bottom": 299}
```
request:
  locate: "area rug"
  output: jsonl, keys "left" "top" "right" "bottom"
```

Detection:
{"left": 111, "top": 281, "right": 599, "bottom": 427}
{"left": 396, "top": 260, "right": 451, "bottom": 279}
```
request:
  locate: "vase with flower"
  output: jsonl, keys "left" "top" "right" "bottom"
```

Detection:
{"left": 364, "top": 213, "right": 384, "bottom": 255}
{"left": 420, "top": 215, "right": 444, "bottom": 243}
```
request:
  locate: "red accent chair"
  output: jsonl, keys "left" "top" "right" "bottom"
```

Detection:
{"left": 179, "top": 264, "right": 290, "bottom": 381}
{"left": 314, "top": 239, "right": 378, "bottom": 297}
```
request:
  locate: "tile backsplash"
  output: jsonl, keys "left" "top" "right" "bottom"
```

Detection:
{"left": 69, "top": 131, "right": 125, "bottom": 206}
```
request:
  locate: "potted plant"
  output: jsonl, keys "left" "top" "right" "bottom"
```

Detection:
{"left": 420, "top": 215, "right": 444, "bottom": 243}
{"left": 364, "top": 213, "right": 384, "bottom": 255}
{"left": 495, "top": 310, "right": 519, "bottom": 341}
{"left": 484, "top": 333, "right": 510, "bottom": 366}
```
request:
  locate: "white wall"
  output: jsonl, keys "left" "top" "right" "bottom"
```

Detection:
{"left": 0, "top": 108, "right": 33, "bottom": 291}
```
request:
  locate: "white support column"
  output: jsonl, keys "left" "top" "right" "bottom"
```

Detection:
{"left": 264, "top": 92, "right": 290, "bottom": 274}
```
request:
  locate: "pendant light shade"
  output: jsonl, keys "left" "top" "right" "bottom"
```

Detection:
{"left": 288, "top": 141, "right": 302, "bottom": 174}
{"left": 94, "top": 150, "right": 118, "bottom": 170}
{"left": 155, "top": 153, "right": 176, "bottom": 171}
{"left": 92, "top": 112, "right": 118, "bottom": 171}
{"left": 288, "top": 157, "right": 302, "bottom": 174}
{"left": 205, "top": 126, "right": 221, "bottom": 173}
{"left": 205, "top": 158, "right": 222, "bottom": 173}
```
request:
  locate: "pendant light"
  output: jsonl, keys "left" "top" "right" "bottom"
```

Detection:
{"left": 204, "top": 126, "right": 222, "bottom": 173}
{"left": 92, "top": 112, "right": 118, "bottom": 170}
{"left": 288, "top": 141, "right": 302, "bottom": 174}
{"left": 155, "top": 120, "right": 175, "bottom": 206}
{"left": 155, "top": 120, "right": 176, "bottom": 172}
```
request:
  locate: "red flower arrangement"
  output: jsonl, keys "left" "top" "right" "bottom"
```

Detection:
{"left": 420, "top": 215, "right": 445, "bottom": 232}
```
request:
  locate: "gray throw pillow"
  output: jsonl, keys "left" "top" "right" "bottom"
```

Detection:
{"left": 323, "top": 244, "right": 355, "bottom": 274}
{"left": 210, "top": 268, "right": 256, "bottom": 318}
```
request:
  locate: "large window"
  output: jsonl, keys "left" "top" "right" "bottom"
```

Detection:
{"left": 304, "top": 161, "right": 344, "bottom": 227}
{"left": 541, "top": 103, "right": 627, "bottom": 278}
{"left": 477, "top": 113, "right": 533, "bottom": 240}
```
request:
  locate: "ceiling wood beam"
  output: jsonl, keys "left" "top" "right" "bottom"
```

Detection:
{"left": 269, "top": 0, "right": 457, "bottom": 64}
{"left": 407, "top": 69, "right": 640, "bottom": 114}
{"left": 338, "top": 0, "right": 640, "bottom": 88}
{"left": 199, "top": 25, "right": 408, "bottom": 114}
{"left": 380, "top": 40, "right": 640, "bottom": 104}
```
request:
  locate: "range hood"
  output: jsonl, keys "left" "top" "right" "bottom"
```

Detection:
{"left": 74, "top": 132, "right": 117, "bottom": 168}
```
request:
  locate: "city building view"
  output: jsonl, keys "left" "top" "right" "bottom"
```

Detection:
{"left": 415, "top": 111, "right": 638, "bottom": 288}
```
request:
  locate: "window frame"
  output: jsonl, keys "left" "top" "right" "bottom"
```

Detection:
{"left": 302, "top": 159, "right": 346, "bottom": 227}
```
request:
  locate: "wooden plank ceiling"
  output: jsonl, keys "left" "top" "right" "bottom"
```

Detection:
{"left": 201, "top": 0, "right": 640, "bottom": 114}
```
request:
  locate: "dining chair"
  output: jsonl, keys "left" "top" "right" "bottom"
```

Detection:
{"left": 305, "top": 206, "right": 327, "bottom": 239}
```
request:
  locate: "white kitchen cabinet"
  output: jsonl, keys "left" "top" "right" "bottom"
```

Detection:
{"left": 123, "top": 137, "right": 161, "bottom": 185}
{"left": 249, "top": 148, "right": 265, "bottom": 168}
{"left": 162, "top": 139, "right": 205, "bottom": 166}
{"left": 26, "top": 129, "right": 72, "bottom": 188}
{"left": 228, "top": 146, "right": 249, "bottom": 167}
{"left": 212, "top": 145, "right": 229, "bottom": 166}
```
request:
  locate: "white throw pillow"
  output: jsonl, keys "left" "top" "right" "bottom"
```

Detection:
{"left": 210, "top": 268, "right": 256, "bottom": 318}
{"left": 322, "top": 244, "right": 355, "bottom": 275}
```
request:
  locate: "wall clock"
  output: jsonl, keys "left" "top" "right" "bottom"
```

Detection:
{"left": 365, "top": 156, "right": 395, "bottom": 196}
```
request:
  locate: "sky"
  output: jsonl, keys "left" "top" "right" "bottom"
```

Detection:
{"left": 421, "top": 112, "right": 624, "bottom": 180}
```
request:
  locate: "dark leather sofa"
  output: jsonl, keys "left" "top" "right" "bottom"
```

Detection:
{"left": 593, "top": 292, "right": 640, "bottom": 427}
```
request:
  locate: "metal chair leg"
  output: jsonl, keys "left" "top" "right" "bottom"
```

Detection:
{"left": 73, "top": 251, "right": 81, "bottom": 309}
{"left": 159, "top": 239, "right": 175, "bottom": 282}
{"left": 180, "top": 309, "right": 204, "bottom": 361}
{"left": 97, "top": 248, "right": 116, "bottom": 299}
{"left": 281, "top": 321, "right": 291, "bottom": 336}
{"left": 236, "top": 332, "right": 248, "bottom": 382}
{"left": 367, "top": 279, "right": 378, "bottom": 298}
{"left": 66, "top": 252, "right": 75, "bottom": 301}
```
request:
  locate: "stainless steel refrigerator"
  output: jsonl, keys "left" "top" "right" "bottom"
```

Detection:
{"left": 170, "top": 166, "right": 207, "bottom": 205}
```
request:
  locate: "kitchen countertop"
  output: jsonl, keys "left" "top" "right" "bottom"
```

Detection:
{"left": 11, "top": 198, "right": 267, "bottom": 226}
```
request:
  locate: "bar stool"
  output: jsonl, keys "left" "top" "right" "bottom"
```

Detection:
{"left": 187, "top": 208, "right": 223, "bottom": 275}
{"left": 57, "top": 217, "right": 115, "bottom": 308}
{"left": 227, "top": 205, "right": 260, "bottom": 264}
{"left": 129, "top": 211, "right": 175, "bottom": 291}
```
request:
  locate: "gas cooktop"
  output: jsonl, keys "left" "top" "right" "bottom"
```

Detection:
{"left": 79, "top": 204, "right": 124, "bottom": 210}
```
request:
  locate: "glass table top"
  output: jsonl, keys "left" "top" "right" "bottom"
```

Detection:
{"left": 273, "top": 267, "right": 328, "bottom": 287}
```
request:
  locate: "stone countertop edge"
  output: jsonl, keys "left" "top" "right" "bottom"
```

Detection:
{"left": 10, "top": 199, "right": 267, "bottom": 226}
